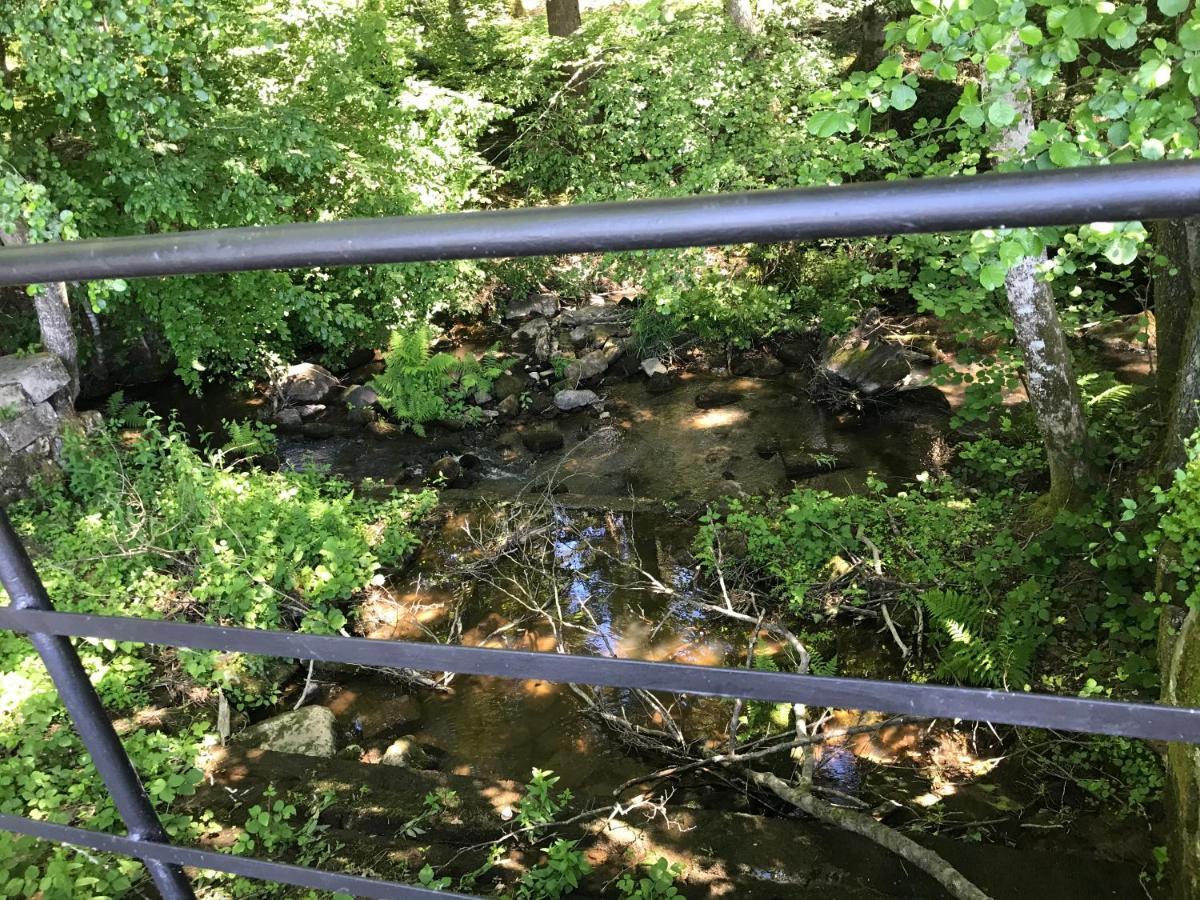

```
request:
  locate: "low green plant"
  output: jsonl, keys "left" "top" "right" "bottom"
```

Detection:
{"left": 372, "top": 324, "right": 512, "bottom": 434}
{"left": 616, "top": 857, "right": 684, "bottom": 900}
{"left": 516, "top": 768, "right": 572, "bottom": 832}
{"left": 515, "top": 839, "right": 591, "bottom": 900}
{"left": 921, "top": 580, "right": 1048, "bottom": 689}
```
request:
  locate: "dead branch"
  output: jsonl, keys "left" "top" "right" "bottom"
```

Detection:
{"left": 747, "top": 769, "right": 991, "bottom": 900}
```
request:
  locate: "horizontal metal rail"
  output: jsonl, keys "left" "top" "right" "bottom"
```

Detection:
{"left": 1, "top": 161, "right": 1199, "bottom": 286}
{"left": 1, "top": 606, "right": 1198, "bottom": 744}
{"left": 0, "top": 816, "right": 464, "bottom": 900}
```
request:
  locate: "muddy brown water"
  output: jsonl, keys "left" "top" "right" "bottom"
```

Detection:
{"left": 127, "top": 373, "right": 1158, "bottom": 897}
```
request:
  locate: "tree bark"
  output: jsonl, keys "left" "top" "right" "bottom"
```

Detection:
{"left": 850, "top": 2, "right": 889, "bottom": 72}
{"left": 545, "top": 0, "right": 581, "bottom": 37}
{"left": 1155, "top": 218, "right": 1200, "bottom": 475}
{"left": 991, "top": 44, "right": 1093, "bottom": 508}
{"left": 0, "top": 223, "right": 80, "bottom": 402}
{"left": 725, "top": 0, "right": 761, "bottom": 36}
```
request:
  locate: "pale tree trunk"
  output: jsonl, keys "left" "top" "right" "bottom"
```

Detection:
{"left": 990, "top": 47, "right": 1093, "bottom": 509}
{"left": 545, "top": 0, "right": 580, "bottom": 36}
{"left": 0, "top": 223, "right": 80, "bottom": 402}
{"left": 725, "top": 0, "right": 761, "bottom": 36}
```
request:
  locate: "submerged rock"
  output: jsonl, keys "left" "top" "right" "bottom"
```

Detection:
{"left": 781, "top": 450, "right": 853, "bottom": 479}
{"left": 280, "top": 363, "right": 339, "bottom": 404}
{"left": 646, "top": 372, "right": 680, "bottom": 395}
{"left": 695, "top": 387, "right": 742, "bottom": 409}
{"left": 428, "top": 456, "right": 464, "bottom": 485}
{"left": 554, "top": 389, "right": 599, "bottom": 411}
{"left": 380, "top": 737, "right": 433, "bottom": 769}
{"left": 522, "top": 424, "right": 565, "bottom": 452}
{"left": 236, "top": 706, "right": 336, "bottom": 757}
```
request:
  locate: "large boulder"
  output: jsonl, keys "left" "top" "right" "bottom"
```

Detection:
{"left": 280, "top": 363, "right": 339, "bottom": 404}
{"left": 0, "top": 353, "right": 73, "bottom": 502}
{"left": 0, "top": 353, "right": 71, "bottom": 406}
{"left": 813, "top": 312, "right": 912, "bottom": 405}
{"left": 341, "top": 384, "right": 379, "bottom": 409}
{"left": 235, "top": 706, "right": 336, "bottom": 757}
{"left": 492, "top": 372, "right": 528, "bottom": 400}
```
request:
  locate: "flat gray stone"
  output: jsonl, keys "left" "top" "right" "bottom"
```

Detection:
{"left": 505, "top": 293, "right": 559, "bottom": 321}
{"left": 236, "top": 706, "right": 336, "bottom": 757}
{"left": 0, "top": 353, "right": 70, "bottom": 404}
{"left": 554, "top": 389, "right": 599, "bottom": 411}
{"left": 0, "top": 401, "right": 57, "bottom": 453}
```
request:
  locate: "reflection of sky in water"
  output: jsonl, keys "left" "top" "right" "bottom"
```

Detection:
{"left": 814, "top": 746, "right": 862, "bottom": 797}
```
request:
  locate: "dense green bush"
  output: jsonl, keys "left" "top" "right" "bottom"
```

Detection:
{"left": 0, "top": 413, "right": 434, "bottom": 896}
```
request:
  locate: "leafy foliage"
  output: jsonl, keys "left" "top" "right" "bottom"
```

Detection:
{"left": 616, "top": 857, "right": 684, "bottom": 900}
{"left": 921, "top": 581, "right": 1047, "bottom": 688}
{"left": 515, "top": 839, "right": 592, "bottom": 900}
{"left": 372, "top": 324, "right": 511, "bottom": 434}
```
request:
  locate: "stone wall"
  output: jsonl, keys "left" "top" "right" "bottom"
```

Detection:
{"left": 0, "top": 352, "right": 75, "bottom": 502}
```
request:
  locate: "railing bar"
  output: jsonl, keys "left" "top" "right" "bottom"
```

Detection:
{"left": 0, "top": 815, "right": 469, "bottom": 899}
{"left": 0, "top": 513, "right": 196, "bottom": 899}
{"left": 1, "top": 162, "right": 1199, "bottom": 287}
{"left": 2, "top": 606, "right": 1197, "bottom": 745}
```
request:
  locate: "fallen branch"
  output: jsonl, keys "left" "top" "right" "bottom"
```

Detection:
{"left": 746, "top": 769, "right": 991, "bottom": 900}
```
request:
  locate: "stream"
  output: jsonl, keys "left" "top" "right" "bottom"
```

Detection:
{"left": 126, "top": 362, "right": 1161, "bottom": 898}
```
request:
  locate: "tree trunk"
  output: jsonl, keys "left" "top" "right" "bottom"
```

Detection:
{"left": 725, "top": 0, "right": 761, "bottom": 36}
{"left": 851, "top": 2, "right": 889, "bottom": 72}
{"left": 0, "top": 223, "right": 80, "bottom": 403}
{"left": 991, "top": 44, "right": 1093, "bottom": 508}
{"left": 1154, "top": 218, "right": 1200, "bottom": 474}
{"left": 545, "top": 0, "right": 580, "bottom": 36}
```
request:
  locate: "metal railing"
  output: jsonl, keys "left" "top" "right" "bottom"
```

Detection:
{"left": 2, "top": 161, "right": 1200, "bottom": 899}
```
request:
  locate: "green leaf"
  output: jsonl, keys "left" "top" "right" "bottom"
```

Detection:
{"left": 985, "top": 53, "right": 1010, "bottom": 74}
{"left": 987, "top": 99, "right": 1018, "bottom": 127}
{"left": 1049, "top": 141, "right": 1081, "bottom": 166}
{"left": 1060, "top": 6, "right": 1102, "bottom": 39}
{"left": 1019, "top": 24, "right": 1044, "bottom": 45}
{"left": 960, "top": 103, "right": 986, "bottom": 128}
{"left": 1141, "top": 138, "right": 1166, "bottom": 159}
{"left": 807, "top": 109, "right": 855, "bottom": 137}
{"left": 1159, "top": 0, "right": 1190, "bottom": 15}
{"left": 889, "top": 84, "right": 917, "bottom": 111}
{"left": 980, "top": 262, "right": 1009, "bottom": 290}
{"left": 1181, "top": 20, "right": 1200, "bottom": 51}
{"left": 1105, "top": 237, "right": 1139, "bottom": 265}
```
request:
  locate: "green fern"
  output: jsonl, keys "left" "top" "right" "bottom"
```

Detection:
{"left": 371, "top": 325, "right": 513, "bottom": 435}
{"left": 921, "top": 581, "right": 1046, "bottom": 688}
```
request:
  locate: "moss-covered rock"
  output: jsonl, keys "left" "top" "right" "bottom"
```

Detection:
{"left": 1163, "top": 606, "right": 1200, "bottom": 899}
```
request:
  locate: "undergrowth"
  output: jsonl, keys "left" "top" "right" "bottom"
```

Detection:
{"left": 0, "top": 411, "right": 435, "bottom": 897}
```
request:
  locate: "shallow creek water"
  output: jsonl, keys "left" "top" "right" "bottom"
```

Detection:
{"left": 127, "top": 374, "right": 1159, "bottom": 897}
